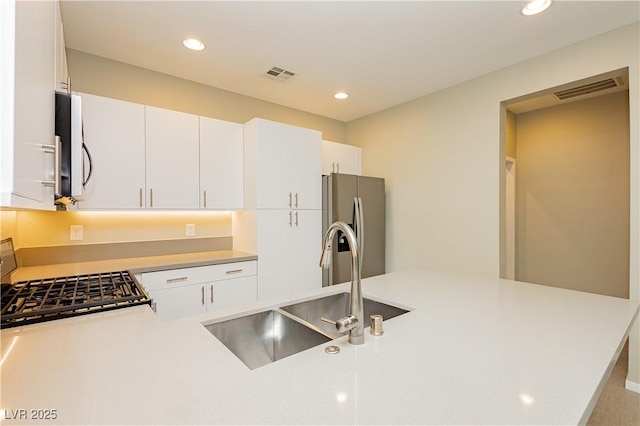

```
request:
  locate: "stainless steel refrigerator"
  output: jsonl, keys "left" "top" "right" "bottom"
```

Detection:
{"left": 322, "top": 173, "right": 385, "bottom": 286}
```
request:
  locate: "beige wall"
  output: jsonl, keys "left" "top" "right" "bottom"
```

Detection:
{"left": 66, "top": 49, "right": 347, "bottom": 142}
{"left": 515, "top": 91, "right": 630, "bottom": 298}
{"left": 346, "top": 23, "right": 639, "bottom": 386}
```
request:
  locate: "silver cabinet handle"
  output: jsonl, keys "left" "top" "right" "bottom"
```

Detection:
{"left": 288, "top": 192, "right": 292, "bottom": 208}
{"left": 289, "top": 211, "right": 292, "bottom": 226}
{"left": 210, "top": 285, "right": 214, "bottom": 303}
{"left": 41, "top": 137, "right": 61, "bottom": 195}
{"left": 295, "top": 192, "right": 298, "bottom": 208}
{"left": 166, "top": 277, "right": 188, "bottom": 283}
{"left": 139, "top": 188, "right": 143, "bottom": 208}
{"left": 150, "top": 188, "right": 154, "bottom": 207}
{"left": 295, "top": 211, "right": 299, "bottom": 227}
{"left": 201, "top": 286, "right": 205, "bottom": 305}
{"left": 203, "top": 190, "right": 207, "bottom": 208}
{"left": 225, "top": 269, "right": 243, "bottom": 275}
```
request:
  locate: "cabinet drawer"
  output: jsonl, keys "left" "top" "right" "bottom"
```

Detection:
{"left": 140, "top": 261, "right": 257, "bottom": 291}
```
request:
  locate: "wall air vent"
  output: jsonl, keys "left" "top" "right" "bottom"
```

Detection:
{"left": 553, "top": 76, "right": 624, "bottom": 100}
{"left": 264, "top": 66, "right": 296, "bottom": 82}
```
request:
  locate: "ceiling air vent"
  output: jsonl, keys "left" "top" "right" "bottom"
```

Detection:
{"left": 553, "top": 76, "right": 624, "bottom": 100}
{"left": 264, "top": 66, "right": 296, "bottom": 82}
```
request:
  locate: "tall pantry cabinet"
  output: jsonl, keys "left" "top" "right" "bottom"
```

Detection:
{"left": 234, "top": 118, "right": 322, "bottom": 301}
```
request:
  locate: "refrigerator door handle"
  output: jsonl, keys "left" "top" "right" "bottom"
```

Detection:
{"left": 354, "top": 197, "right": 364, "bottom": 264}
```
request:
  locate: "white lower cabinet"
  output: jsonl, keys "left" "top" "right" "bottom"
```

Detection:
{"left": 139, "top": 261, "right": 257, "bottom": 321}
{"left": 150, "top": 283, "right": 207, "bottom": 320}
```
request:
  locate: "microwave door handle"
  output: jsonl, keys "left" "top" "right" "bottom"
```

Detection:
{"left": 82, "top": 142, "right": 93, "bottom": 187}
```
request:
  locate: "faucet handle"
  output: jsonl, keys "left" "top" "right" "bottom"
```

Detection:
{"left": 321, "top": 315, "right": 358, "bottom": 333}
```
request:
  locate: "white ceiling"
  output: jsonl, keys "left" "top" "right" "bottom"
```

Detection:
{"left": 60, "top": 1, "right": 640, "bottom": 122}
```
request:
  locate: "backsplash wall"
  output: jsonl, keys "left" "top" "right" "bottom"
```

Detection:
{"left": 1, "top": 210, "right": 232, "bottom": 249}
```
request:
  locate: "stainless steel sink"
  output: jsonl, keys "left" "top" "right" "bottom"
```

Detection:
{"left": 280, "top": 292, "right": 409, "bottom": 339}
{"left": 204, "top": 310, "right": 331, "bottom": 370}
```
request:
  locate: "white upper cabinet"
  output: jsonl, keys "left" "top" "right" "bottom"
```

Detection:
{"left": 322, "top": 140, "right": 361, "bottom": 175}
{"left": 77, "top": 93, "right": 145, "bottom": 209}
{"left": 53, "top": 0, "right": 69, "bottom": 93}
{"left": 248, "top": 118, "right": 322, "bottom": 210}
{"left": 75, "top": 95, "right": 245, "bottom": 211}
{"left": 199, "top": 117, "right": 243, "bottom": 210}
{"left": 145, "top": 106, "right": 200, "bottom": 209}
{"left": 1, "top": 0, "right": 56, "bottom": 210}
{"left": 290, "top": 125, "right": 322, "bottom": 209}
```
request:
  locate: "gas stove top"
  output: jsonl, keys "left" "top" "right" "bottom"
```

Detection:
{"left": 1, "top": 271, "right": 151, "bottom": 329}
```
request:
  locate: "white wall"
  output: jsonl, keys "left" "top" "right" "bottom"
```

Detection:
{"left": 346, "top": 23, "right": 640, "bottom": 389}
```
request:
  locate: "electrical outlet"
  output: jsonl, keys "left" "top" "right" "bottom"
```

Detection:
{"left": 186, "top": 224, "right": 196, "bottom": 237}
{"left": 70, "top": 225, "right": 83, "bottom": 241}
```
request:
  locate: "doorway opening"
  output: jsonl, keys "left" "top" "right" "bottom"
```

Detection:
{"left": 499, "top": 68, "right": 630, "bottom": 299}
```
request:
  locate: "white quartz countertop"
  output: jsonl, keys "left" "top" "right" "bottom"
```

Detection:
{"left": 1, "top": 269, "right": 638, "bottom": 425}
{"left": 8, "top": 249, "right": 257, "bottom": 282}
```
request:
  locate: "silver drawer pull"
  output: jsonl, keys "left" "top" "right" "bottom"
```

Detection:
{"left": 201, "top": 286, "right": 205, "bottom": 305}
{"left": 166, "top": 277, "right": 188, "bottom": 283}
{"left": 210, "top": 285, "right": 214, "bottom": 303}
{"left": 225, "top": 269, "right": 243, "bottom": 275}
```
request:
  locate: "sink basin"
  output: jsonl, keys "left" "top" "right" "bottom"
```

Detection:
{"left": 280, "top": 292, "right": 409, "bottom": 339}
{"left": 204, "top": 310, "right": 331, "bottom": 370}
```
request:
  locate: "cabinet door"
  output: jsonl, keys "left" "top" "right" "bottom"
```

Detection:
{"left": 255, "top": 119, "right": 292, "bottom": 209}
{"left": 322, "top": 140, "right": 361, "bottom": 176}
{"left": 150, "top": 285, "right": 207, "bottom": 321}
{"left": 53, "top": 0, "right": 68, "bottom": 92}
{"left": 145, "top": 106, "right": 199, "bottom": 209}
{"left": 77, "top": 94, "right": 145, "bottom": 209}
{"left": 256, "top": 210, "right": 293, "bottom": 301}
{"left": 208, "top": 276, "right": 257, "bottom": 311}
{"left": 2, "top": 0, "right": 56, "bottom": 208}
{"left": 199, "top": 117, "right": 243, "bottom": 210}
{"left": 292, "top": 209, "right": 323, "bottom": 293}
{"left": 290, "top": 126, "right": 322, "bottom": 210}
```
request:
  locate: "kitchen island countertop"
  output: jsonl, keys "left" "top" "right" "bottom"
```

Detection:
{"left": 1, "top": 268, "right": 638, "bottom": 425}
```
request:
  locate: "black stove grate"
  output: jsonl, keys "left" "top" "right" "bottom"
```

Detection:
{"left": 1, "top": 271, "right": 151, "bottom": 329}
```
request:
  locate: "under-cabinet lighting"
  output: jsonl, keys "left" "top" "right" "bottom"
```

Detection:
{"left": 183, "top": 38, "right": 205, "bottom": 51}
{"left": 521, "top": 0, "right": 552, "bottom": 16}
{"left": 335, "top": 391, "right": 349, "bottom": 403}
{"left": 334, "top": 92, "right": 349, "bottom": 100}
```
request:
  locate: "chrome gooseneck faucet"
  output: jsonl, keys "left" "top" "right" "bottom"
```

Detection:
{"left": 319, "top": 220, "right": 364, "bottom": 345}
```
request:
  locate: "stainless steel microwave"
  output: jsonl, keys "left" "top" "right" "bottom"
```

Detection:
{"left": 54, "top": 92, "right": 92, "bottom": 205}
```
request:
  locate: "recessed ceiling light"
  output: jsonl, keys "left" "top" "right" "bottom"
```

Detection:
{"left": 521, "top": 0, "right": 552, "bottom": 16}
{"left": 519, "top": 393, "right": 536, "bottom": 405}
{"left": 183, "top": 38, "right": 205, "bottom": 51}
{"left": 334, "top": 92, "right": 349, "bottom": 100}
